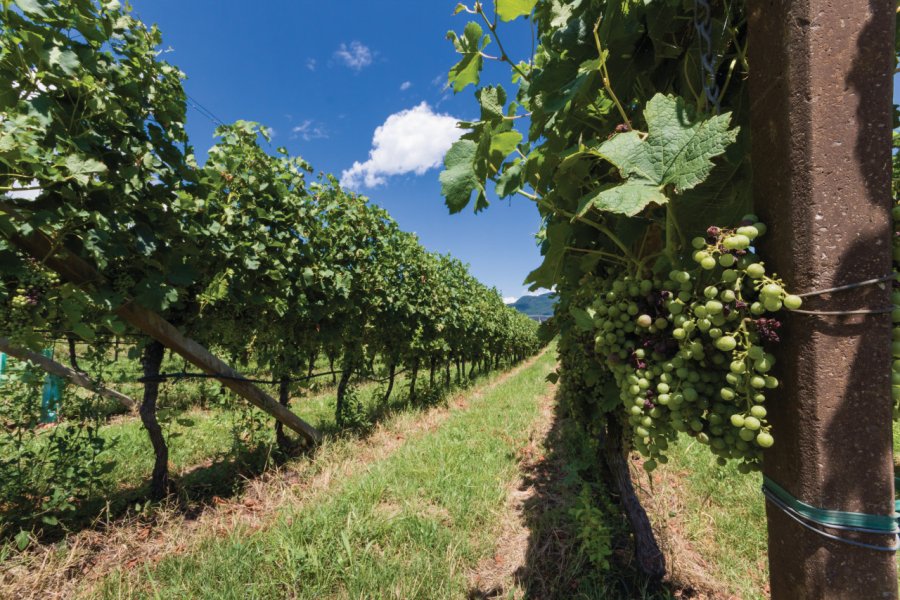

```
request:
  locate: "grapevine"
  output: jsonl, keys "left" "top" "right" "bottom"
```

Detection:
{"left": 0, "top": 0, "right": 543, "bottom": 516}
{"left": 438, "top": 0, "right": 804, "bottom": 577}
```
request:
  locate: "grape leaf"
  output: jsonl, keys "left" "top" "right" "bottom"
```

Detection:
{"left": 63, "top": 155, "right": 107, "bottom": 185}
{"left": 525, "top": 221, "right": 569, "bottom": 289}
{"left": 440, "top": 139, "right": 486, "bottom": 213}
{"left": 489, "top": 130, "right": 522, "bottom": 161}
{"left": 496, "top": 0, "right": 537, "bottom": 21}
{"left": 583, "top": 94, "right": 738, "bottom": 217}
{"left": 576, "top": 180, "right": 668, "bottom": 218}
{"left": 446, "top": 22, "right": 488, "bottom": 92}
{"left": 14, "top": 0, "right": 50, "bottom": 18}
{"left": 569, "top": 306, "right": 594, "bottom": 332}
{"left": 45, "top": 47, "right": 80, "bottom": 76}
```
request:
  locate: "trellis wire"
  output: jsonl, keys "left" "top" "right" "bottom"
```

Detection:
{"left": 693, "top": 0, "right": 721, "bottom": 113}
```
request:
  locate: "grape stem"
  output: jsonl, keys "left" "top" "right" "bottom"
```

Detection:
{"left": 592, "top": 17, "right": 632, "bottom": 130}
{"left": 530, "top": 196, "right": 640, "bottom": 267}
{"left": 474, "top": 2, "right": 531, "bottom": 82}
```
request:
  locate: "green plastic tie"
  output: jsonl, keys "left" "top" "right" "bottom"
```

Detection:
{"left": 894, "top": 477, "right": 900, "bottom": 518}
{"left": 763, "top": 475, "right": 898, "bottom": 534}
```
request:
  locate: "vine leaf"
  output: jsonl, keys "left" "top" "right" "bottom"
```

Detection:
{"left": 579, "top": 94, "right": 738, "bottom": 218}
{"left": 440, "top": 139, "right": 486, "bottom": 213}
{"left": 63, "top": 155, "right": 107, "bottom": 185}
{"left": 496, "top": 0, "right": 537, "bottom": 21}
{"left": 446, "top": 22, "right": 488, "bottom": 92}
{"left": 575, "top": 181, "right": 668, "bottom": 218}
{"left": 569, "top": 306, "right": 595, "bottom": 332}
{"left": 440, "top": 85, "right": 522, "bottom": 213}
{"left": 45, "top": 46, "right": 80, "bottom": 76}
{"left": 525, "top": 221, "right": 569, "bottom": 289}
{"left": 14, "top": 0, "right": 50, "bottom": 18}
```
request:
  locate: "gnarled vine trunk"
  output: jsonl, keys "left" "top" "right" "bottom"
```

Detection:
{"left": 409, "top": 358, "right": 419, "bottom": 401}
{"left": 140, "top": 340, "right": 171, "bottom": 500}
{"left": 328, "top": 354, "right": 337, "bottom": 384}
{"left": 67, "top": 336, "right": 80, "bottom": 372}
{"left": 384, "top": 362, "right": 396, "bottom": 403}
{"left": 275, "top": 375, "right": 290, "bottom": 452}
{"left": 335, "top": 363, "right": 353, "bottom": 427}
{"left": 429, "top": 356, "right": 436, "bottom": 388}
{"left": 600, "top": 418, "right": 665, "bottom": 584}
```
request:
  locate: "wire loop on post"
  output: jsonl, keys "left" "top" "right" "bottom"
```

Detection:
{"left": 788, "top": 274, "right": 895, "bottom": 316}
{"left": 791, "top": 307, "right": 894, "bottom": 316}
{"left": 761, "top": 476, "right": 899, "bottom": 553}
{"left": 797, "top": 275, "right": 894, "bottom": 298}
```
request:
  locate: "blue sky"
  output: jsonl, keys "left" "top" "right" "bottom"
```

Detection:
{"left": 128, "top": 1, "right": 542, "bottom": 301}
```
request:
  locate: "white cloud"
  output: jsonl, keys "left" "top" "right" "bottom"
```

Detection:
{"left": 291, "top": 120, "right": 327, "bottom": 141}
{"left": 334, "top": 41, "right": 373, "bottom": 71}
{"left": 306, "top": 58, "right": 316, "bottom": 71}
{"left": 340, "top": 102, "right": 462, "bottom": 189}
{"left": 503, "top": 296, "right": 518, "bottom": 304}
{"left": 400, "top": 81, "right": 412, "bottom": 91}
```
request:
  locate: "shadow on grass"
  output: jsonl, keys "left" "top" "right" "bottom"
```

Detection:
{"left": 1, "top": 369, "right": 500, "bottom": 546}
{"left": 468, "top": 390, "right": 693, "bottom": 600}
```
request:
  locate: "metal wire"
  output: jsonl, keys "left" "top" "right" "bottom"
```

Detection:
{"left": 693, "top": 0, "right": 721, "bottom": 113}
{"left": 788, "top": 274, "right": 896, "bottom": 316}
{"left": 797, "top": 275, "right": 895, "bottom": 298}
{"left": 185, "top": 94, "right": 226, "bottom": 127}
{"left": 791, "top": 307, "right": 894, "bottom": 316}
{"left": 137, "top": 367, "right": 408, "bottom": 386}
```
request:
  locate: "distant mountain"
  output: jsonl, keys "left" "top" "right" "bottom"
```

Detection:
{"left": 509, "top": 292, "right": 557, "bottom": 318}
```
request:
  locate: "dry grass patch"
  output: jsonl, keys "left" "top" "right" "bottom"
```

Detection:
{"left": 466, "top": 386, "right": 557, "bottom": 599}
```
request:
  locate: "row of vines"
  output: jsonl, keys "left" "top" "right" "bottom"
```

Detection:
{"left": 438, "top": 0, "right": 877, "bottom": 583}
{"left": 0, "top": 0, "right": 543, "bottom": 536}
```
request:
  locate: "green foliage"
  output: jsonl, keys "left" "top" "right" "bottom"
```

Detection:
{"left": 440, "top": 0, "right": 800, "bottom": 474}
{"left": 0, "top": 0, "right": 545, "bottom": 534}
{"left": 570, "top": 484, "right": 613, "bottom": 571}
{"left": 445, "top": 22, "right": 487, "bottom": 92}
{"left": 496, "top": 0, "right": 537, "bottom": 22}
{"left": 575, "top": 94, "right": 739, "bottom": 217}
{"left": 0, "top": 359, "right": 112, "bottom": 534}
{"left": 335, "top": 386, "right": 367, "bottom": 431}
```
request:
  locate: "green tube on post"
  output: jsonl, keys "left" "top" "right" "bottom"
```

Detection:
{"left": 39, "top": 348, "right": 63, "bottom": 423}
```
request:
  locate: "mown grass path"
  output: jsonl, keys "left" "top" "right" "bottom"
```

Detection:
{"left": 83, "top": 349, "right": 557, "bottom": 599}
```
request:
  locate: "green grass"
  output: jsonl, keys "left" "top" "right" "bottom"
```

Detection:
{"left": 93, "top": 350, "right": 557, "bottom": 599}
{"left": 643, "top": 420, "right": 900, "bottom": 599}
{"left": 650, "top": 436, "right": 767, "bottom": 600}
{"left": 90, "top": 366, "right": 464, "bottom": 496}
{"left": 0, "top": 367, "right": 421, "bottom": 535}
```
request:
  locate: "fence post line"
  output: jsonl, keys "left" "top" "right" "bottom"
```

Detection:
{"left": 747, "top": 0, "right": 898, "bottom": 597}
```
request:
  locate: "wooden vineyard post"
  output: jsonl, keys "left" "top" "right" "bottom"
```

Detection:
{"left": 748, "top": 0, "right": 898, "bottom": 597}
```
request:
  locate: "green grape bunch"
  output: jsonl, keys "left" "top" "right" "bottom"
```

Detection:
{"left": 0, "top": 256, "right": 63, "bottom": 343}
{"left": 578, "top": 217, "right": 801, "bottom": 474}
